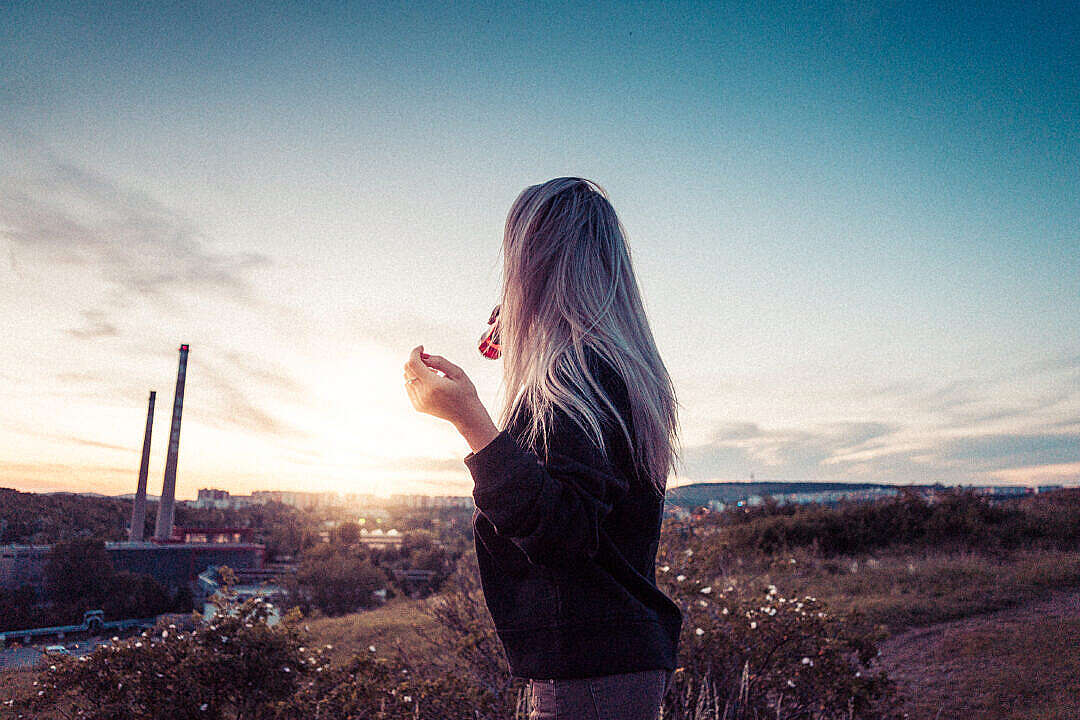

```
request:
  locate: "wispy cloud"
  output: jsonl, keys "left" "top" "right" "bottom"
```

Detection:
{"left": 195, "top": 358, "right": 311, "bottom": 441}
{"left": 683, "top": 420, "right": 1080, "bottom": 486}
{"left": 221, "top": 351, "right": 308, "bottom": 404}
{"left": 0, "top": 159, "right": 270, "bottom": 305}
{"left": 682, "top": 420, "right": 901, "bottom": 482}
{"left": 360, "top": 456, "right": 465, "bottom": 473}
{"left": 66, "top": 309, "right": 119, "bottom": 339}
{"left": 54, "top": 435, "right": 132, "bottom": 453}
{"left": 932, "top": 432, "right": 1080, "bottom": 470}
{"left": 682, "top": 351, "right": 1080, "bottom": 484}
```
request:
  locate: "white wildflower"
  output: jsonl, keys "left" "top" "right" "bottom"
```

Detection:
{"left": 749, "top": 621, "right": 757, "bottom": 629}
{"left": 368, "top": 645, "right": 376, "bottom": 653}
{"left": 700, "top": 586, "right": 712, "bottom": 594}
{"left": 787, "top": 679, "right": 796, "bottom": 687}
{"left": 659, "top": 565, "right": 670, "bottom": 572}
{"left": 801, "top": 657, "right": 810, "bottom": 664}
{"left": 676, "top": 574, "right": 686, "bottom": 582}
{"left": 695, "top": 627, "right": 704, "bottom": 636}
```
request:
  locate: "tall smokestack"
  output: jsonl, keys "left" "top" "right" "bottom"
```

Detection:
{"left": 129, "top": 390, "right": 156, "bottom": 541}
{"left": 154, "top": 344, "right": 189, "bottom": 541}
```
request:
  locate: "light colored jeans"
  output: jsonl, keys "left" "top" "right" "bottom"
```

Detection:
{"left": 527, "top": 669, "right": 672, "bottom": 720}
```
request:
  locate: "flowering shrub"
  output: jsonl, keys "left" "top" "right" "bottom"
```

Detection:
{"left": 15, "top": 539, "right": 903, "bottom": 720}
{"left": 656, "top": 533, "right": 903, "bottom": 719}
{"left": 15, "top": 571, "right": 506, "bottom": 720}
{"left": 21, "top": 597, "right": 311, "bottom": 720}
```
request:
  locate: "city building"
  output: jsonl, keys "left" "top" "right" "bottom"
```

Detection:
{"left": 249, "top": 490, "right": 342, "bottom": 510}
{"left": 388, "top": 494, "right": 474, "bottom": 510}
{"left": 194, "top": 488, "right": 234, "bottom": 509}
{"left": 0, "top": 539, "right": 264, "bottom": 593}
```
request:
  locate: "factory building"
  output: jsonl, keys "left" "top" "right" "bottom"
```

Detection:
{"left": 1, "top": 344, "right": 264, "bottom": 598}
{"left": 0, "top": 539, "right": 263, "bottom": 593}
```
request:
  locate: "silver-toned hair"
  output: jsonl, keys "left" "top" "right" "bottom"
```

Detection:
{"left": 497, "top": 177, "right": 682, "bottom": 496}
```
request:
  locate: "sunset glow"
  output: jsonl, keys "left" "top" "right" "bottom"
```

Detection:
{"left": 1, "top": 2, "right": 1077, "bottom": 498}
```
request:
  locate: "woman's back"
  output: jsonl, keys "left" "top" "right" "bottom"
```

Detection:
{"left": 466, "top": 348, "right": 682, "bottom": 679}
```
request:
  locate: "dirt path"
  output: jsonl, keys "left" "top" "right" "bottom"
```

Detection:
{"left": 871, "top": 589, "right": 1080, "bottom": 719}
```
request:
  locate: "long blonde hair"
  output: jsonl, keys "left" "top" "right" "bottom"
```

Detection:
{"left": 497, "top": 177, "right": 681, "bottom": 497}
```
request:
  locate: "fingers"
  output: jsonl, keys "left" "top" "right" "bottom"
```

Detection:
{"left": 405, "top": 345, "right": 461, "bottom": 381}
{"left": 420, "top": 353, "right": 462, "bottom": 379}
{"left": 405, "top": 345, "right": 430, "bottom": 379}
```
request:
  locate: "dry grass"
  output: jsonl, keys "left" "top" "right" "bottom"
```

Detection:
{"left": 0, "top": 669, "right": 49, "bottom": 719}
{"left": 8, "top": 545, "right": 1080, "bottom": 719}
{"left": 713, "top": 547, "right": 1080, "bottom": 635}
{"left": 302, "top": 596, "right": 437, "bottom": 665}
{"left": 875, "top": 588, "right": 1080, "bottom": 719}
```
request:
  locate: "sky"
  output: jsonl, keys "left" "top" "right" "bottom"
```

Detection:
{"left": 1, "top": 1, "right": 1077, "bottom": 499}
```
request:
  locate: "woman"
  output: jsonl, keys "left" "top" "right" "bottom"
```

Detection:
{"left": 404, "top": 177, "right": 683, "bottom": 720}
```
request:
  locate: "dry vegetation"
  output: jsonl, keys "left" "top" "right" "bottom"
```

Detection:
{"left": 5, "top": 487, "right": 1080, "bottom": 719}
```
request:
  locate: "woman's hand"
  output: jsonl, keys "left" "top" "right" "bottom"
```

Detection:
{"left": 403, "top": 345, "right": 500, "bottom": 452}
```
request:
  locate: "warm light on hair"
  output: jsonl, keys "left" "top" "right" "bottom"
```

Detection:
{"left": 497, "top": 177, "right": 682, "bottom": 496}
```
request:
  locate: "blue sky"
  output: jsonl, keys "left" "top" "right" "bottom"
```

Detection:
{"left": 1, "top": 1, "right": 1077, "bottom": 497}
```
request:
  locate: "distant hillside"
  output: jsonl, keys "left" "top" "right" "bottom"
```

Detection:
{"left": 664, "top": 481, "right": 914, "bottom": 509}
{"left": 0, "top": 487, "right": 139, "bottom": 544}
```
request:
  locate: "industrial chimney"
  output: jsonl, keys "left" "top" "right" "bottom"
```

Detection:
{"left": 129, "top": 390, "right": 156, "bottom": 541}
{"left": 154, "top": 344, "right": 189, "bottom": 541}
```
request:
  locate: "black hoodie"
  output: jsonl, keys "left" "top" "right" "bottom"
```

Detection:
{"left": 463, "top": 353, "right": 683, "bottom": 679}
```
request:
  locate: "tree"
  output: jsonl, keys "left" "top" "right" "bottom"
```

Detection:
{"left": 0, "top": 584, "right": 39, "bottom": 632}
{"left": 103, "top": 571, "right": 172, "bottom": 620}
{"left": 335, "top": 520, "right": 361, "bottom": 546}
{"left": 44, "top": 538, "right": 116, "bottom": 617}
{"left": 294, "top": 544, "right": 386, "bottom": 615}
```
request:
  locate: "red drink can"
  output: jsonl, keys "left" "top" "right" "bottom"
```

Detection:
{"left": 478, "top": 305, "right": 501, "bottom": 359}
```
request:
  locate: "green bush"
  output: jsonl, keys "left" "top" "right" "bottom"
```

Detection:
{"left": 704, "top": 487, "right": 1080, "bottom": 558}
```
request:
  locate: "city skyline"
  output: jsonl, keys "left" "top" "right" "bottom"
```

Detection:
{"left": 1, "top": 2, "right": 1077, "bottom": 497}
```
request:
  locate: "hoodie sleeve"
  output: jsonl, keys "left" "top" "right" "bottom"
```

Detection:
{"left": 464, "top": 406, "right": 631, "bottom": 569}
